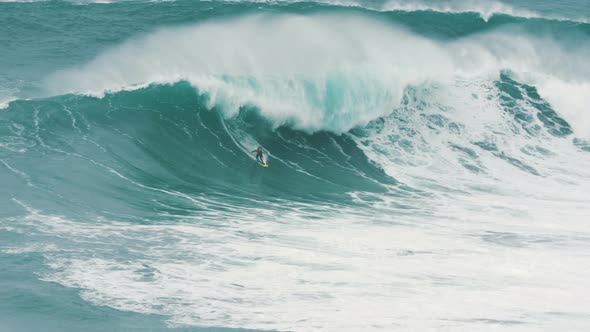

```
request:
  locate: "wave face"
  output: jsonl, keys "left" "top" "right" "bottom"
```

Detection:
{"left": 1, "top": 1, "right": 590, "bottom": 331}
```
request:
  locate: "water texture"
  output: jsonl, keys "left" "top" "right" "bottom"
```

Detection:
{"left": 1, "top": 0, "right": 589, "bottom": 331}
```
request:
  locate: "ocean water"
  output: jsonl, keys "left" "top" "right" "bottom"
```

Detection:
{"left": 1, "top": 0, "right": 590, "bottom": 331}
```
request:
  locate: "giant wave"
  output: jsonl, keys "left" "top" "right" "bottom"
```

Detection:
{"left": 2, "top": 2, "right": 590, "bottom": 331}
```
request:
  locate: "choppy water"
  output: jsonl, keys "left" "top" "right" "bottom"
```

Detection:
{"left": 1, "top": 0, "right": 590, "bottom": 331}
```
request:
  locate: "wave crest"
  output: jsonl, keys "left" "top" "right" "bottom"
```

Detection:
{"left": 47, "top": 13, "right": 590, "bottom": 135}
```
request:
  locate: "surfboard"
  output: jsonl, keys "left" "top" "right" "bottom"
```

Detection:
{"left": 260, "top": 162, "right": 268, "bottom": 168}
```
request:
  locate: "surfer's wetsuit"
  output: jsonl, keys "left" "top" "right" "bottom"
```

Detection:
{"left": 253, "top": 147, "right": 264, "bottom": 164}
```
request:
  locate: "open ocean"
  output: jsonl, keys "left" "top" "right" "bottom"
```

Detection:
{"left": 1, "top": 0, "right": 589, "bottom": 331}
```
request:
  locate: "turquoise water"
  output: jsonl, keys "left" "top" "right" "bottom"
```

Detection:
{"left": 1, "top": 0, "right": 590, "bottom": 331}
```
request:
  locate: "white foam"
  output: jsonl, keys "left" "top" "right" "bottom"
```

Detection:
{"left": 528, "top": 78, "right": 590, "bottom": 139}
{"left": 3, "top": 80, "right": 590, "bottom": 328}
{"left": 0, "top": 97, "right": 16, "bottom": 110}
{"left": 2, "top": 195, "right": 587, "bottom": 331}
{"left": 2, "top": 7, "right": 589, "bottom": 332}
{"left": 48, "top": 14, "right": 454, "bottom": 133}
{"left": 47, "top": 14, "right": 590, "bottom": 136}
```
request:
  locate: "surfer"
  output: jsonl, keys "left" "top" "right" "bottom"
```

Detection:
{"left": 252, "top": 146, "right": 265, "bottom": 165}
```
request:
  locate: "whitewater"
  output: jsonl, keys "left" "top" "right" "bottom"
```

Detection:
{"left": 1, "top": 0, "right": 589, "bottom": 331}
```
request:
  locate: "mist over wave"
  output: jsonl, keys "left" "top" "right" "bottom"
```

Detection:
{"left": 48, "top": 13, "right": 590, "bottom": 136}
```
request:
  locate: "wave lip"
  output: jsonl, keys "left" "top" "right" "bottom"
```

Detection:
{"left": 47, "top": 14, "right": 456, "bottom": 133}
{"left": 46, "top": 13, "right": 590, "bottom": 136}
{"left": 0, "top": 97, "right": 17, "bottom": 110}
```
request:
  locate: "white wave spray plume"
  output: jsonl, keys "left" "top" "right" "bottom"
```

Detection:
{"left": 48, "top": 13, "right": 590, "bottom": 136}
